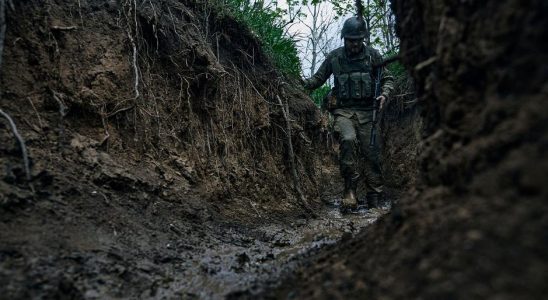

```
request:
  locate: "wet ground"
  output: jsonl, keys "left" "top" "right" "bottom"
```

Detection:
{"left": 0, "top": 115, "right": 394, "bottom": 299}
{"left": 0, "top": 0, "right": 393, "bottom": 297}
{"left": 0, "top": 145, "right": 389, "bottom": 299}
{"left": 157, "top": 201, "right": 387, "bottom": 299}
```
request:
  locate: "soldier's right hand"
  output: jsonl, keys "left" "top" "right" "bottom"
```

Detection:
{"left": 376, "top": 95, "right": 387, "bottom": 110}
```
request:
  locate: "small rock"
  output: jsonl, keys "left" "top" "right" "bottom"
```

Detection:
{"left": 84, "top": 289, "right": 100, "bottom": 298}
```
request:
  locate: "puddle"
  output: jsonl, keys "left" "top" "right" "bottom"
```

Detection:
{"left": 163, "top": 199, "right": 389, "bottom": 299}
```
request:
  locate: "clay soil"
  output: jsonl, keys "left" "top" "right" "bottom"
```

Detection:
{"left": 270, "top": 0, "right": 548, "bottom": 299}
{"left": 0, "top": 0, "right": 349, "bottom": 298}
{"left": 1, "top": 0, "right": 547, "bottom": 299}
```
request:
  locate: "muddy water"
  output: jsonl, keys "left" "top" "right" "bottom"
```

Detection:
{"left": 164, "top": 203, "right": 387, "bottom": 299}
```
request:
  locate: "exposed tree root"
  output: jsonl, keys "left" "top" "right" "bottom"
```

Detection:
{"left": 276, "top": 94, "right": 316, "bottom": 217}
{"left": 0, "top": 109, "right": 31, "bottom": 182}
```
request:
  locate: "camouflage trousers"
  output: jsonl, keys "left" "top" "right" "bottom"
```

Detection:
{"left": 333, "top": 108, "right": 384, "bottom": 193}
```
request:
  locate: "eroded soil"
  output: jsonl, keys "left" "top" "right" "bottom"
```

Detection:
{"left": 0, "top": 0, "right": 361, "bottom": 298}
{"left": 268, "top": 0, "right": 548, "bottom": 299}
{"left": 3, "top": 0, "right": 546, "bottom": 299}
{"left": 0, "top": 143, "right": 386, "bottom": 299}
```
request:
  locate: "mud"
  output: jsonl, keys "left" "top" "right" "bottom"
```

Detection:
{"left": 177, "top": 204, "right": 384, "bottom": 299}
{"left": 3, "top": 0, "right": 546, "bottom": 298}
{"left": 0, "top": 147, "right": 385, "bottom": 299}
{"left": 0, "top": 0, "right": 386, "bottom": 298}
{"left": 270, "top": 0, "right": 548, "bottom": 299}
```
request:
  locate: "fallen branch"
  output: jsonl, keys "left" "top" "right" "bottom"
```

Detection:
{"left": 0, "top": 109, "right": 31, "bottom": 181}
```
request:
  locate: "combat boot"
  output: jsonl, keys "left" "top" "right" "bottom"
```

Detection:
{"left": 342, "top": 189, "right": 357, "bottom": 206}
{"left": 366, "top": 192, "right": 381, "bottom": 209}
{"left": 341, "top": 176, "right": 358, "bottom": 212}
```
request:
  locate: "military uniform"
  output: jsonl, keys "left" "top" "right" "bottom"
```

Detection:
{"left": 304, "top": 45, "right": 394, "bottom": 208}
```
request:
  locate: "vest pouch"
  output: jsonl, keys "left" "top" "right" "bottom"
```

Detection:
{"left": 360, "top": 72, "right": 373, "bottom": 98}
{"left": 337, "top": 74, "right": 350, "bottom": 99}
{"left": 350, "top": 72, "right": 362, "bottom": 99}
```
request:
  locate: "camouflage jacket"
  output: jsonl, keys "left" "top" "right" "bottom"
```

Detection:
{"left": 304, "top": 45, "right": 394, "bottom": 110}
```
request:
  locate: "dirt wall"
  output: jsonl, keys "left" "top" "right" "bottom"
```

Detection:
{"left": 272, "top": 0, "right": 548, "bottom": 298}
{"left": 0, "top": 1, "right": 328, "bottom": 298}
{"left": 0, "top": 0, "right": 325, "bottom": 220}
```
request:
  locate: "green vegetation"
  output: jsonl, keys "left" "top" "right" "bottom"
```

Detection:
{"left": 216, "top": 0, "right": 405, "bottom": 106}
{"left": 384, "top": 49, "right": 405, "bottom": 78}
{"left": 219, "top": 0, "right": 302, "bottom": 77}
{"left": 310, "top": 84, "right": 331, "bottom": 107}
{"left": 387, "top": 60, "right": 405, "bottom": 78}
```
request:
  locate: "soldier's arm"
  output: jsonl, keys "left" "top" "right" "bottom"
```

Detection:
{"left": 372, "top": 49, "right": 395, "bottom": 99}
{"left": 380, "top": 66, "right": 394, "bottom": 99}
{"left": 303, "top": 56, "right": 333, "bottom": 90}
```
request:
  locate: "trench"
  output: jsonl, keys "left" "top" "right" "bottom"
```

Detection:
{"left": 118, "top": 163, "right": 396, "bottom": 299}
{"left": 171, "top": 204, "right": 386, "bottom": 298}
{"left": 2, "top": 0, "right": 546, "bottom": 299}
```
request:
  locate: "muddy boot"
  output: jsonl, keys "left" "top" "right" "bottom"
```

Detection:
{"left": 355, "top": 196, "right": 367, "bottom": 213}
{"left": 341, "top": 177, "right": 357, "bottom": 212}
{"left": 357, "top": 196, "right": 366, "bottom": 207}
{"left": 366, "top": 192, "right": 381, "bottom": 209}
{"left": 341, "top": 189, "right": 357, "bottom": 213}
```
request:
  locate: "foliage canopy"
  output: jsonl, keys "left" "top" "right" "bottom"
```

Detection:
{"left": 220, "top": 0, "right": 302, "bottom": 77}
{"left": 218, "top": 0, "right": 403, "bottom": 106}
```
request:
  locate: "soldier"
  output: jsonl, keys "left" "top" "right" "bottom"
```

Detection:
{"left": 303, "top": 15, "right": 394, "bottom": 211}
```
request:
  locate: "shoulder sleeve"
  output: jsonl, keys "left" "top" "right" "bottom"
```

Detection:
{"left": 370, "top": 48, "right": 383, "bottom": 65}
{"left": 303, "top": 52, "right": 334, "bottom": 90}
{"left": 370, "top": 47, "right": 395, "bottom": 99}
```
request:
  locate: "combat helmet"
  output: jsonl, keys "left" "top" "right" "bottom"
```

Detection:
{"left": 341, "top": 0, "right": 367, "bottom": 39}
{"left": 340, "top": 16, "right": 367, "bottom": 39}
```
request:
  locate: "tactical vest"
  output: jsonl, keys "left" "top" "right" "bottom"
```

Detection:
{"left": 332, "top": 47, "right": 377, "bottom": 109}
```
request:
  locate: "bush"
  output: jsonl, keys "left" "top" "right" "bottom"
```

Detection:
{"left": 219, "top": 0, "right": 302, "bottom": 77}
{"left": 310, "top": 84, "right": 331, "bottom": 107}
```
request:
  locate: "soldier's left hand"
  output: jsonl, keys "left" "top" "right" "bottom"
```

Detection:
{"left": 376, "top": 95, "right": 387, "bottom": 110}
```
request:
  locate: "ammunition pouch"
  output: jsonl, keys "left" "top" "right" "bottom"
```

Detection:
{"left": 335, "top": 72, "right": 374, "bottom": 108}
